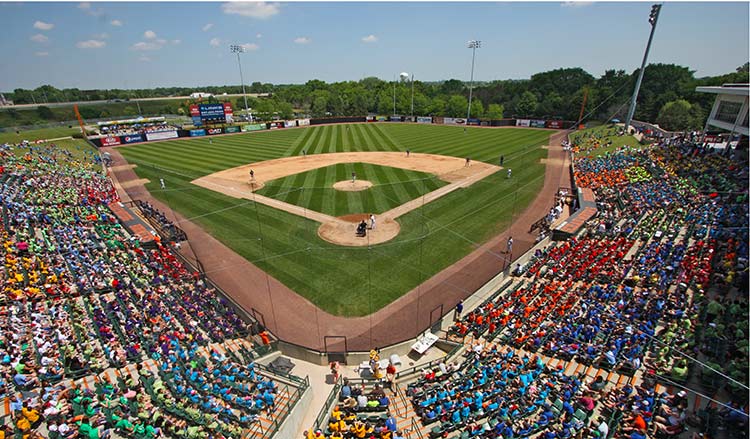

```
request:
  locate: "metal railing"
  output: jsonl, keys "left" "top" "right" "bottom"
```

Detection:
{"left": 313, "top": 375, "right": 343, "bottom": 431}
{"left": 394, "top": 342, "right": 463, "bottom": 381}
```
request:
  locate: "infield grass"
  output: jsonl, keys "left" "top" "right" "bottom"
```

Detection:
{"left": 119, "top": 123, "right": 550, "bottom": 316}
{"left": 257, "top": 163, "right": 447, "bottom": 216}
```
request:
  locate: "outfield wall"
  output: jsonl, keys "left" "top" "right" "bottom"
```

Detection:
{"left": 90, "top": 117, "right": 575, "bottom": 147}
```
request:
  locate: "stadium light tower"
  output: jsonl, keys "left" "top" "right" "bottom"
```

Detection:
{"left": 466, "top": 40, "right": 481, "bottom": 128}
{"left": 230, "top": 44, "right": 252, "bottom": 122}
{"left": 624, "top": 4, "right": 662, "bottom": 134}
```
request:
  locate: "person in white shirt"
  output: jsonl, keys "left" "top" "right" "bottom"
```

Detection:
{"left": 596, "top": 416, "right": 609, "bottom": 438}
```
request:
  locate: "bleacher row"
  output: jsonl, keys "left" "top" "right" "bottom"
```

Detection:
{"left": 0, "top": 141, "right": 303, "bottom": 439}
{"left": 310, "top": 138, "right": 748, "bottom": 439}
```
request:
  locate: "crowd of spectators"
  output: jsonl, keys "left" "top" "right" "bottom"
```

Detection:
{"left": 134, "top": 200, "right": 187, "bottom": 243}
{"left": 434, "top": 133, "right": 748, "bottom": 437}
{"left": 98, "top": 122, "right": 180, "bottom": 137}
{"left": 0, "top": 140, "right": 289, "bottom": 439}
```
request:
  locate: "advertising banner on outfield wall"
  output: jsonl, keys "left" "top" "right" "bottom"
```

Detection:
{"left": 366, "top": 116, "right": 376, "bottom": 122}
{"left": 268, "top": 122, "right": 284, "bottom": 130}
{"left": 189, "top": 105, "right": 200, "bottom": 117}
{"left": 146, "top": 130, "right": 179, "bottom": 141}
{"left": 101, "top": 136, "right": 121, "bottom": 146}
{"left": 121, "top": 134, "right": 144, "bottom": 144}
{"left": 206, "top": 128, "right": 223, "bottom": 135}
{"left": 189, "top": 129, "right": 206, "bottom": 137}
{"left": 298, "top": 119, "right": 311, "bottom": 126}
{"left": 242, "top": 124, "right": 266, "bottom": 132}
{"left": 376, "top": 116, "right": 387, "bottom": 122}
{"left": 284, "top": 120, "right": 296, "bottom": 128}
{"left": 417, "top": 117, "right": 433, "bottom": 124}
{"left": 516, "top": 119, "right": 531, "bottom": 127}
{"left": 432, "top": 116, "right": 444, "bottom": 124}
{"left": 530, "top": 120, "right": 546, "bottom": 128}
{"left": 468, "top": 118, "right": 481, "bottom": 126}
{"left": 389, "top": 115, "right": 402, "bottom": 122}
{"left": 444, "top": 118, "right": 466, "bottom": 125}
{"left": 545, "top": 120, "right": 564, "bottom": 129}
{"left": 224, "top": 126, "right": 241, "bottom": 133}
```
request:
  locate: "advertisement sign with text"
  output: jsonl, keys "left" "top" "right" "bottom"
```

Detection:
{"left": 284, "top": 120, "right": 297, "bottom": 128}
{"left": 298, "top": 119, "right": 311, "bottom": 126}
{"left": 376, "top": 116, "right": 387, "bottom": 122}
{"left": 206, "top": 128, "right": 223, "bottom": 135}
{"left": 222, "top": 102, "right": 233, "bottom": 115}
{"left": 444, "top": 118, "right": 466, "bottom": 125}
{"left": 192, "top": 116, "right": 203, "bottom": 126}
{"left": 224, "top": 126, "right": 241, "bottom": 133}
{"left": 417, "top": 117, "right": 433, "bottom": 124}
{"left": 189, "top": 105, "right": 200, "bottom": 117}
{"left": 198, "top": 104, "right": 226, "bottom": 122}
{"left": 432, "top": 116, "right": 444, "bottom": 125}
{"left": 516, "top": 119, "right": 531, "bottom": 127}
{"left": 468, "top": 118, "right": 481, "bottom": 125}
{"left": 189, "top": 129, "right": 206, "bottom": 137}
{"left": 101, "top": 136, "right": 121, "bottom": 146}
{"left": 530, "top": 119, "right": 546, "bottom": 128}
{"left": 545, "top": 120, "right": 564, "bottom": 129}
{"left": 145, "top": 130, "right": 179, "bottom": 141}
{"left": 242, "top": 124, "right": 266, "bottom": 132}
{"left": 121, "top": 134, "right": 144, "bottom": 144}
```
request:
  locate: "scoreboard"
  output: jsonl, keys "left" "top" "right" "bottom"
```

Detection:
{"left": 190, "top": 103, "right": 234, "bottom": 126}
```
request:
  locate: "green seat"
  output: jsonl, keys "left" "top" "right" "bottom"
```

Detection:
{"left": 573, "top": 409, "right": 588, "bottom": 422}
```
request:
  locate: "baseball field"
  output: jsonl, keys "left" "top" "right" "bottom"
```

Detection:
{"left": 118, "top": 123, "right": 551, "bottom": 316}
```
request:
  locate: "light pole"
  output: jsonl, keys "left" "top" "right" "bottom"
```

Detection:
{"left": 624, "top": 4, "right": 662, "bottom": 134}
{"left": 466, "top": 40, "right": 481, "bottom": 127}
{"left": 392, "top": 74, "right": 396, "bottom": 116}
{"left": 230, "top": 44, "right": 252, "bottom": 122}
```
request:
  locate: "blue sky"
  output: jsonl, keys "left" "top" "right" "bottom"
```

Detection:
{"left": 1, "top": 1, "right": 748, "bottom": 90}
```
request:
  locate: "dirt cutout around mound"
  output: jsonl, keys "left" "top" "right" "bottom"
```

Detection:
{"left": 332, "top": 180, "right": 373, "bottom": 191}
{"left": 192, "top": 152, "right": 499, "bottom": 246}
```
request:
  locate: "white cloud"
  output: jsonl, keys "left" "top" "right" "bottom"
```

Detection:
{"left": 256, "top": 33, "right": 262, "bottom": 39}
{"left": 361, "top": 34, "right": 377, "bottom": 43}
{"left": 78, "top": 2, "right": 103, "bottom": 17}
{"left": 35, "top": 51, "right": 49, "bottom": 57}
{"left": 240, "top": 42, "right": 259, "bottom": 51}
{"left": 209, "top": 37, "right": 222, "bottom": 47}
{"left": 110, "top": 19, "right": 123, "bottom": 26}
{"left": 138, "top": 55, "right": 152, "bottom": 62}
{"left": 144, "top": 30, "right": 157, "bottom": 39}
{"left": 131, "top": 37, "right": 169, "bottom": 51}
{"left": 76, "top": 39, "right": 106, "bottom": 49}
{"left": 202, "top": 23, "right": 213, "bottom": 31}
{"left": 293, "top": 36, "right": 311, "bottom": 44}
{"left": 30, "top": 34, "right": 48, "bottom": 43}
{"left": 562, "top": 1, "right": 593, "bottom": 7}
{"left": 93, "top": 32, "right": 109, "bottom": 40}
{"left": 221, "top": 2, "right": 280, "bottom": 19}
{"left": 33, "top": 20, "right": 54, "bottom": 30}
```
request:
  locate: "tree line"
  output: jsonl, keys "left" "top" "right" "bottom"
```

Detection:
{"left": 3, "top": 62, "right": 748, "bottom": 132}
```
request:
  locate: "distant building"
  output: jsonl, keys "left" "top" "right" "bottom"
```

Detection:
{"left": 0, "top": 93, "right": 13, "bottom": 106}
{"left": 190, "top": 92, "right": 214, "bottom": 99}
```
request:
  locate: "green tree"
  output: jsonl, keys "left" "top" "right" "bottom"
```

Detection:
{"left": 446, "top": 95, "right": 468, "bottom": 117}
{"left": 515, "top": 91, "right": 538, "bottom": 117}
{"left": 427, "top": 97, "right": 446, "bottom": 116}
{"left": 36, "top": 106, "right": 54, "bottom": 119}
{"left": 486, "top": 103, "right": 505, "bottom": 119}
{"left": 469, "top": 99, "right": 484, "bottom": 118}
{"left": 656, "top": 99, "right": 701, "bottom": 131}
{"left": 441, "top": 79, "right": 465, "bottom": 95}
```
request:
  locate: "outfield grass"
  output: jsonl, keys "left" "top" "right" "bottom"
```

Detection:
{"left": 257, "top": 163, "right": 447, "bottom": 216}
{"left": 119, "top": 123, "right": 550, "bottom": 316}
{"left": 0, "top": 126, "right": 80, "bottom": 144}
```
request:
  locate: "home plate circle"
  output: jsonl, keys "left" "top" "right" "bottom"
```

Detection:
{"left": 332, "top": 180, "right": 373, "bottom": 191}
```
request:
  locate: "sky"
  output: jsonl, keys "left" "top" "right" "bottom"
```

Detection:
{"left": 1, "top": 1, "right": 748, "bottom": 91}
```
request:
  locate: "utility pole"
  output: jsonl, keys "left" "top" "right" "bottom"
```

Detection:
{"left": 624, "top": 4, "right": 662, "bottom": 134}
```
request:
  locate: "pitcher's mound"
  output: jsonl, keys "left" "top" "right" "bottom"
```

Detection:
{"left": 333, "top": 180, "right": 373, "bottom": 192}
{"left": 318, "top": 215, "right": 400, "bottom": 246}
